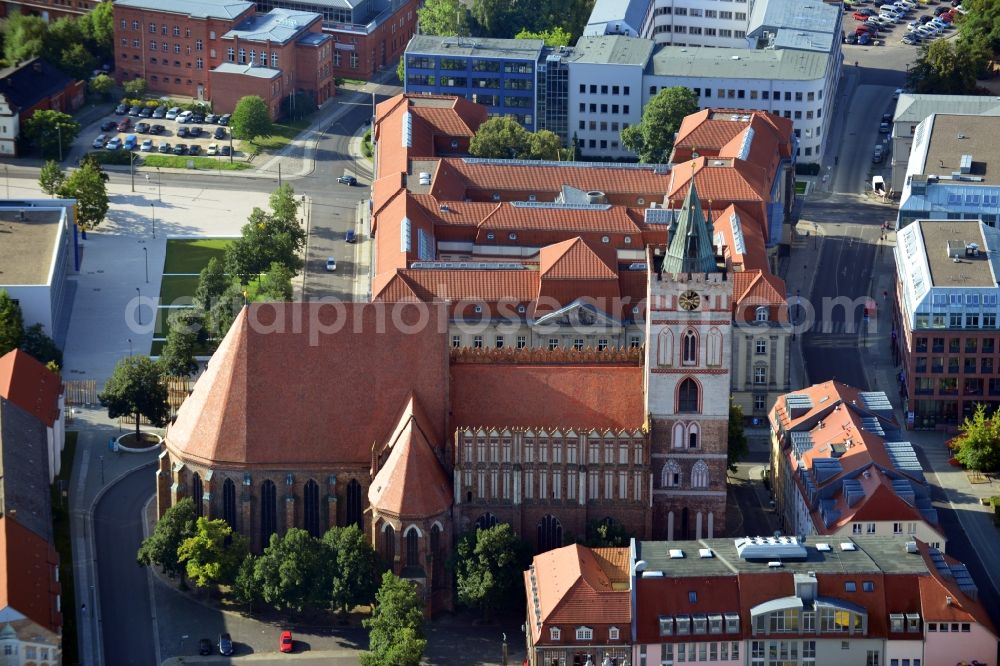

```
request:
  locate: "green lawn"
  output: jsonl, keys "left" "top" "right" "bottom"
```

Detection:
{"left": 52, "top": 432, "right": 78, "bottom": 666}
{"left": 141, "top": 155, "right": 252, "bottom": 170}
{"left": 163, "top": 238, "right": 231, "bottom": 274}
{"left": 159, "top": 275, "right": 200, "bottom": 307}
{"left": 243, "top": 114, "right": 314, "bottom": 152}
{"left": 795, "top": 181, "right": 808, "bottom": 195}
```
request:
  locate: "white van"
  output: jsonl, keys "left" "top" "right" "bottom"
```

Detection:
{"left": 879, "top": 4, "right": 900, "bottom": 13}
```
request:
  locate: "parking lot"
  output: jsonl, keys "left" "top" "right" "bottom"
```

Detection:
{"left": 845, "top": 0, "right": 965, "bottom": 47}
{"left": 92, "top": 105, "right": 242, "bottom": 159}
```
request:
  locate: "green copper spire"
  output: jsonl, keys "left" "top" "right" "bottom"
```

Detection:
{"left": 662, "top": 176, "right": 719, "bottom": 273}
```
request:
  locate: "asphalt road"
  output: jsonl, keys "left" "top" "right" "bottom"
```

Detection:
{"left": 94, "top": 462, "right": 158, "bottom": 666}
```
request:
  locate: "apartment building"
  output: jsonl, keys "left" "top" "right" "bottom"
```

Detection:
{"left": 769, "top": 382, "right": 946, "bottom": 549}
{"left": 894, "top": 219, "right": 1000, "bottom": 428}
{"left": 890, "top": 95, "right": 1000, "bottom": 193}
{"left": 897, "top": 114, "right": 1000, "bottom": 229}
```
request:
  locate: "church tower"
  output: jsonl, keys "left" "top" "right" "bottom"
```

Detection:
{"left": 645, "top": 177, "right": 732, "bottom": 540}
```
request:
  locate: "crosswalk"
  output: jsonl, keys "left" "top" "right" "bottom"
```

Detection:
{"left": 801, "top": 320, "right": 870, "bottom": 335}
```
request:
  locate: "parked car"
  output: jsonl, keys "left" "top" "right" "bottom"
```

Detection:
{"left": 152, "top": 106, "right": 167, "bottom": 119}
{"left": 165, "top": 107, "right": 181, "bottom": 120}
{"left": 338, "top": 175, "right": 357, "bottom": 186}
{"left": 205, "top": 113, "right": 219, "bottom": 124}
{"left": 872, "top": 146, "right": 884, "bottom": 163}
{"left": 854, "top": 10, "right": 873, "bottom": 19}
{"left": 345, "top": 230, "right": 357, "bottom": 244}
{"left": 206, "top": 143, "right": 219, "bottom": 156}
{"left": 100, "top": 120, "right": 118, "bottom": 131}
{"left": 114, "top": 103, "right": 128, "bottom": 115}
{"left": 150, "top": 124, "right": 165, "bottom": 135}
{"left": 158, "top": 141, "right": 171, "bottom": 153}
{"left": 934, "top": 5, "right": 949, "bottom": 13}
{"left": 173, "top": 143, "right": 188, "bottom": 155}
{"left": 882, "top": 112, "right": 893, "bottom": 122}
{"left": 189, "top": 126, "right": 202, "bottom": 137}
{"left": 919, "top": 14, "right": 933, "bottom": 22}
{"left": 188, "top": 144, "right": 202, "bottom": 156}
{"left": 218, "top": 633, "right": 234, "bottom": 657}
{"left": 220, "top": 145, "right": 231, "bottom": 156}
{"left": 325, "top": 257, "right": 337, "bottom": 272}
{"left": 190, "top": 113, "right": 205, "bottom": 124}
{"left": 136, "top": 122, "right": 150, "bottom": 133}
{"left": 858, "top": 31, "right": 873, "bottom": 44}
{"left": 140, "top": 139, "right": 154, "bottom": 152}
{"left": 902, "top": 34, "right": 920, "bottom": 44}
{"left": 198, "top": 638, "right": 212, "bottom": 656}
{"left": 213, "top": 127, "right": 226, "bottom": 139}
{"left": 846, "top": 32, "right": 859, "bottom": 43}
{"left": 177, "top": 126, "right": 189, "bottom": 138}
{"left": 139, "top": 106, "right": 153, "bottom": 118}
{"left": 279, "top": 631, "right": 293, "bottom": 654}
{"left": 879, "top": 121, "right": 891, "bottom": 133}
{"left": 177, "top": 110, "right": 193, "bottom": 123}
{"left": 92, "top": 134, "right": 107, "bottom": 149}
{"left": 128, "top": 105, "right": 142, "bottom": 116}
{"left": 218, "top": 114, "right": 231, "bottom": 126}
{"left": 117, "top": 118, "right": 132, "bottom": 131}
{"left": 105, "top": 137, "right": 123, "bottom": 150}
{"left": 123, "top": 134, "right": 138, "bottom": 150}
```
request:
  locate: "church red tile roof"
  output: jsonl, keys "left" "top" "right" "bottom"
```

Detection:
{"left": 166, "top": 303, "right": 449, "bottom": 467}
{"left": 450, "top": 362, "right": 644, "bottom": 431}
{"left": 368, "top": 395, "right": 452, "bottom": 519}
{"left": 0, "top": 516, "right": 60, "bottom": 634}
{"left": 539, "top": 238, "right": 618, "bottom": 280}
{"left": 0, "top": 349, "right": 61, "bottom": 427}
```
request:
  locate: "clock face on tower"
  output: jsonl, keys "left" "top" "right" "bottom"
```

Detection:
{"left": 679, "top": 290, "right": 701, "bottom": 311}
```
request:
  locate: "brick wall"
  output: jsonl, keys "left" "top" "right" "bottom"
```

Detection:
{"left": 329, "top": 0, "right": 418, "bottom": 79}
{"left": 209, "top": 69, "right": 281, "bottom": 116}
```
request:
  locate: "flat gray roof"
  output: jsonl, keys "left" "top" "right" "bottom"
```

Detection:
{"left": 895, "top": 93, "right": 1000, "bottom": 124}
{"left": 748, "top": 0, "right": 841, "bottom": 39}
{"left": 405, "top": 35, "right": 544, "bottom": 61}
{"left": 222, "top": 8, "right": 320, "bottom": 44}
{"left": 648, "top": 46, "right": 828, "bottom": 81}
{"left": 637, "top": 537, "right": 931, "bottom": 577}
{"left": 0, "top": 208, "right": 63, "bottom": 285}
{"left": 924, "top": 114, "right": 1000, "bottom": 186}
{"left": 918, "top": 220, "right": 997, "bottom": 288}
{"left": 211, "top": 62, "right": 281, "bottom": 78}
{"left": 568, "top": 35, "right": 654, "bottom": 66}
{"left": 114, "top": 0, "right": 253, "bottom": 20}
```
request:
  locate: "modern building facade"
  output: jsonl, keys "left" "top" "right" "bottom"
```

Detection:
{"left": 890, "top": 95, "right": 1000, "bottom": 193}
{"left": 769, "top": 382, "right": 946, "bottom": 549}
{"left": 894, "top": 219, "right": 1000, "bottom": 428}
{"left": 897, "top": 114, "right": 1000, "bottom": 229}
{"left": 402, "top": 36, "right": 546, "bottom": 130}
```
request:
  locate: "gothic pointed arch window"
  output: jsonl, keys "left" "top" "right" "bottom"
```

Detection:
{"left": 691, "top": 460, "right": 710, "bottom": 488}
{"left": 382, "top": 524, "right": 396, "bottom": 566}
{"left": 191, "top": 473, "right": 203, "bottom": 517}
{"left": 261, "top": 479, "right": 277, "bottom": 546}
{"left": 657, "top": 328, "right": 674, "bottom": 366}
{"left": 688, "top": 422, "right": 700, "bottom": 449}
{"left": 475, "top": 512, "right": 499, "bottom": 530}
{"left": 706, "top": 327, "right": 724, "bottom": 366}
{"left": 404, "top": 527, "right": 422, "bottom": 576}
{"left": 672, "top": 422, "right": 686, "bottom": 449}
{"left": 222, "top": 478, "right": 236, "bottom": 528}
{"left": 346, "top": 479, "right": 362, "bottom": 528}
{"left": 678, "top": 378, "right": 699, "bottom": 413}
{"left": 683, "top": 329, "right": 697, "bottom": 365}
{"left": 537, "top": 515, "right": 563, "bottom": 553}
{"left": 662, "top": 460, "right": 682, "bottom": 487}
{"left": 430, "top": 523, "right": 445, "bottom": 587}
{"left": 303, "top": 479, "right": 320, "bottom": 537}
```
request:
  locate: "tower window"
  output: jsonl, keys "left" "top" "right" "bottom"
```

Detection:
{"left": 678, "top": 378, "right": 699, "bottom": 413}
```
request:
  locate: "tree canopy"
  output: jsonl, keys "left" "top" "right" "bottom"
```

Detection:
{"left": 137, "top": 498, "right": 197, "bottom": 578}
{"left": 20, "top": 323, "right": 62, "bottom": 370}
{"left": 177, "top": 517, "right": 249, "bottom": 588}
{"left": 416, "top": 0, "right": 472, "bottom": 36}
{"left": 417, "top": 0, "right": 594, "bottom": 41}
{"left": 452, "top": 523, "right": 529, "bottom": 620}
{"left": 59, "top": 161, "right": 109, "bottom": 230}
{"left": 621, "top": 86, "right": 699, "bottom": 163}
{"left": 322, "top": 525, "right": 380, "bottom": 615}
{"left": 515, "top": 26, "right": 572, "bottom": 47}
{"left": 361, "top": 572, "right": 426, "bottom": 666}
{"left": 469, "top": 117, "right": 562, "bottom": 160}
{"left": 907, "top": 40, "right": 981, "bottom": 94}
{"left": 89, "top": 73, "right": 114, "bottom": 99}
{"left": 225, "top": 188, "right": 306, "bottom": 284}
{"left": 123, "top": 77, "right": 147, "bottom": 97}
{"left": 953, "top": 403, "right": 1000, "bottom": 474}
{"left": 0, "top": 289, "right": 24, "bottom": 355}
{"left": 728, "top": 399, "right": 750, "bottom": 473}
{"left": 253, "top": 528, "right": 330, "bottom": 613}
{"left": 39, "top": 160, "right": 66, "bottom": 197}
{"left": 159, "top": 308, "right": 205, "bottom": 377}
{"left": 98, "top": 355, "right": 170, "bottom": 439}
{"left": 231, "top": 95, "right": 273, "bottom": 142}
{"left": 1, "top": 14, "right": 48, "bottom": 64}
{"left": 23, "top": 110, "right": 80, "bottom": 160}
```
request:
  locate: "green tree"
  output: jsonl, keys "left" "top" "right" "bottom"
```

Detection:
{"left": 123, "top": 77, "right": 147, "bottom": 97}
{"left": 416, "top": 0, "right": 471, "bottom": 36}
{"left": 2, "top": 14, "right": 47, "bottom": 64}
{"left": 59, "top": 42, "right": 97, "bottom": 81}
{"left": 621, "top": 86, "right": 699, "bottom": 163}
{"left": 59, "top": 161, "right": 109, "bottom": 230}
{"left": 230, "top": 95, "right": 273, "bottom": 143}
{"left": 20, "top": 323, "right": 62, "bottom": 369}
{"left": 77, "top": 153, "right": 110, "bottom": 182}
{"left": 194, "top": 257, "right": 228, "bottom": 310}
{"left": 159, "top": 308, "right": 205, "bottom": 377}
{"left": 396, "top": 57, "right": 405, "bottom": 85}
{"left": 361, "top": 572, "right": 426, "bottom": 666}
{"left": 89, "top": 73, "right": 115, "bottom": 99}
{"left": 452, "top": 523, "right": 528, "bottom": 621}
{"left": 269, "top": 183, "right": 300, "bottom": 224}
{"left": 41, "top": 17, "right": 82, "bottom": 62}
{"left": 256, "top": 262, "right": 293, "bottom": 301}
{"left": 728, "top": 399, "right": 750, "bottom": 473}
{"left": 136, "top": 498, "right": 197, "bottom": 578}
{"left": 38, "top": 160, "right": 65, "bottom": 197}
{"left": 232, "top": 554, "right": 259, "bottom": 606}
{"left": 322, "top": 525, "right": 380, "bottom": 615}
{"left": 225, "top": 207, "right": 306, "bottom": 283}
{"left": 23, "top": 110, "right": 80, "bottom": 160}
{"left": 207, "top": 282, "right": 243, "bottom": 340}
{"left": 908, "top": 40, "right": 980, "bottom": 94}
{"left": 515, "top": 26, "right": 572, "bottom": 47}
{"left": 79, "top": 0, "right": 115, "bottom": 59}
{"left": 469, "top": 116, "right": 532, "bottom": 159}
{"left": 98, "top": 355, "right": 170, "bottom": 439}
{"left": 954, "top": 403, "right": 1000, "bottom": 474}
{"left": 528, "top": 129, "right": 561, "bottom": 160}
{"left": 253, "top": 528, "right": 330, "bottom": 613}
{"left": 585, "top": 518, "right": 631, "bottom": 547}
{"left": 470, "top": 0, "right": 518, "bottom": 37}
{"left": 0, "top": 289, "right": 24, "bottom": 355}
{"left": 177, "top": 517, "right": 249, "bottom": 588}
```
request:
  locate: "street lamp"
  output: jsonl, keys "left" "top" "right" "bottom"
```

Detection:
{"left": 156, "top": 167, "right": 161, "bottom": 201}
{"left": 99, "top": 455, "right": 104, "bottom": 485}
{"left": 150, "top": 203, "right": 155, "bottom": 239}
{"left": 135, "top": 287, "right": 142, "bottom": 326}
{"left": 128, "top": 338, "right": 133, "bottom": 357}
{"left": 143, "top": 246, "right": 148, "bottom": 283}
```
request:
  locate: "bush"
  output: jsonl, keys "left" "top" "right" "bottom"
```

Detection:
{"left": 362, "top": 129, "right": 373, "bottom": 158}
{"left": 795, "top": 162, "right": 821, "bottom": 176}
{"left": 84, "top": 150, "right": 134, "bottom": 165}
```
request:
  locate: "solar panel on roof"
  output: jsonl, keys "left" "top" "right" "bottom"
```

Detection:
{"left": 790, "top": 431, "right": 814, "bottom": 458}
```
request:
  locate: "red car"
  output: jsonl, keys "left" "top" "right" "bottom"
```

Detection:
{"left": 853, "top": 11, "right": 874, "bottom": 20}
{"left": 279, "top": 631, "right": 293, "bottom": 653}
{"left": 117, "top": 118, "right": 132, "bottom": 132}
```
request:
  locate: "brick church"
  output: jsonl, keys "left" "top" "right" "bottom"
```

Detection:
{"left": 157, "top": 95, "right": 793, "bottom": 615}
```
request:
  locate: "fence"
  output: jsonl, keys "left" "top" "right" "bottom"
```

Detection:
{"left": 64, "top": 377, "right": 195, "bottom": 425}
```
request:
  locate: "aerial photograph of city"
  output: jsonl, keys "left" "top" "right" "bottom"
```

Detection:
{"left": 1, "top": 0, "right": 1000, "bottom": 663}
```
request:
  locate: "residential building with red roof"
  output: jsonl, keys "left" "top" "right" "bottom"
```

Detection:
{"left": 0, "top": 516, "right": 61, "bottom": 665}
{"left": 768, "top": 382, "right": 946, "bottom": 552}
{"left": 0, "top": 349, "right": 65, "bottom": 484}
